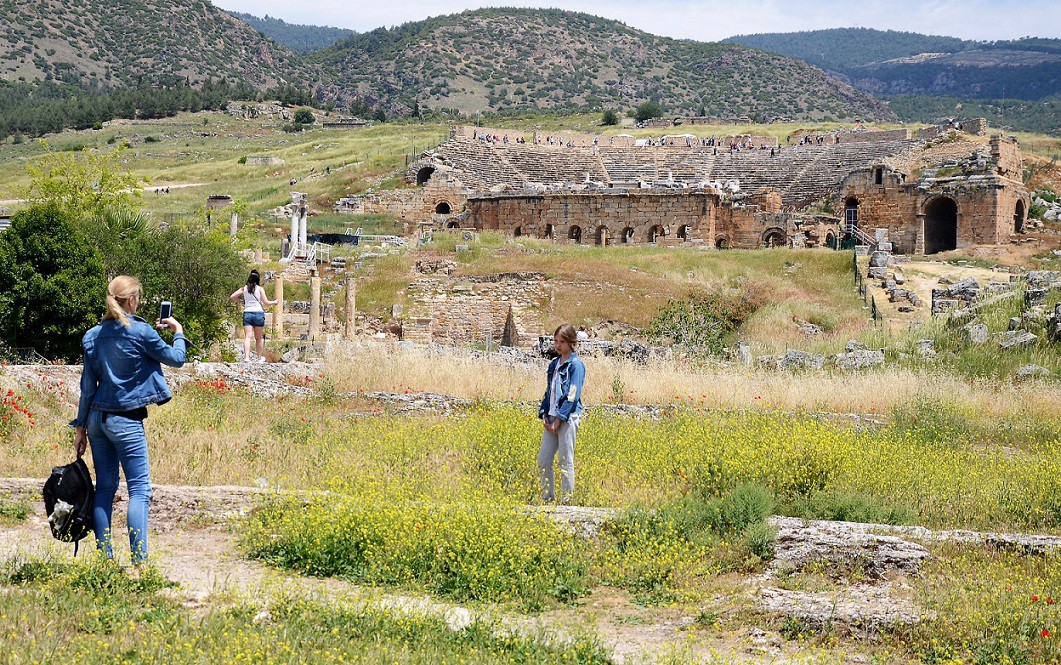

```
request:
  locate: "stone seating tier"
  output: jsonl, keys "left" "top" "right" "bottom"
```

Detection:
{"left": 435, "top": 137, "right": 920, "bottom": 206}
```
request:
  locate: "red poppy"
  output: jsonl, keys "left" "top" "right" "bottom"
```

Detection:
{"left": 1033, "top": 595, "right": 1040, "bottom": 602}
{"left": 1042, "top": 629, "right": 1051, "bottom": 638}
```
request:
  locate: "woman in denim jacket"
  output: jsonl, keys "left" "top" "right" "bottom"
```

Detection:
{"left": 537, "top": 323, "right": 586, "bottom": 504}
{"left": 73, "top": 276, "right": 187, "bottom": 571}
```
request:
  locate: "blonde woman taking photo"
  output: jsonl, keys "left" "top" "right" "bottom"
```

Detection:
{"left": 73, "top": 276, "right": 187, "bottom": 572}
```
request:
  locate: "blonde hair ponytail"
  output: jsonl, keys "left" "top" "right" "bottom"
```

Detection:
{"left": 103, "top": 276, "right": 141, "bottom": 327}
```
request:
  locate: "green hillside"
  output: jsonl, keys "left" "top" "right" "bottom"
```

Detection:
{"left": 311, "top": 8, "right": 895, "bottom": 122}
{"left": 725, "top": 29, "right": 1061, "bottom": 100}
{"left": 0, "top": 0, "right": 313, "bottom": 89}
{"left": 229, "top": 12, "right": 355, "bottom": 53}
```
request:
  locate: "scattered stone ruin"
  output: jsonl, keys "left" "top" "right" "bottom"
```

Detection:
{"left": 336, "top": 120, "right": 1026, "bottom": 254}
{"left": 401, "top": 267, "right": 547, "bottom": 350}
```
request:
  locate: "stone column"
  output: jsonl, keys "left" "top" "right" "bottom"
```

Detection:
{"left": 345, "top": 276, "right": 356, "bottom": 340}
{"left": 274, "top": 276, "right": 285, "bottom": 338}
{"left": 289, "top": 212, "right": 299, "bottom": 256}
{"left": 299, "top": 207, "right": 308, "bottom": 246}
{"left": 309, "top": 273, "right": 321, "bottom": 342}
{"left": 230, "top": 211, "right": 238, "bottom": 238}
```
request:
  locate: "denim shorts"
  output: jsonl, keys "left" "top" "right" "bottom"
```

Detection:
{"left": 243, "top": 311, "right": 266, "bottom": 328}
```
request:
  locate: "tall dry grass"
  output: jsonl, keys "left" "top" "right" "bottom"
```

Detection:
{"left": 324, "top": 343, "right": 1060, "bottom": 419}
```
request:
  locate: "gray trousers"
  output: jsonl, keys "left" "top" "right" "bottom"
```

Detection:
{"left": 538, "top": 419, "right": 576, "bottom": 502}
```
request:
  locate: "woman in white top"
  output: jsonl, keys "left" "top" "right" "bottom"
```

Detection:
{"left": 229, "top": 269, "right": 276, "bottom": 362}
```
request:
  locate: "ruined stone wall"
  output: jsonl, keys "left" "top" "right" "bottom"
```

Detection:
{"left": 404, "top": 273, "right": 547, "bottom": 349}
{"left": 838, "top": 129, "right": 912, "bottom": 143}
{"left": 335, "top": 172, "right": 467, "bottom": 224}
{"left": 839, "top": 161, "right": 1029, "bottom": 254}
{"left": 467, "top": 190, "right": 718, "bottom": 245}
{"left": 991, "top": 136, "right": 1023, "bottom": 180}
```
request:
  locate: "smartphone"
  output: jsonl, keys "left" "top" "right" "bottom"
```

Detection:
{"left": 158, "top": 301, "right": 172, "bottom": 321}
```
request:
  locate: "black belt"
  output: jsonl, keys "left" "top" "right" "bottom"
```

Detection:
{"left": 102, "top": 407, "right": 148, "bottom": 422}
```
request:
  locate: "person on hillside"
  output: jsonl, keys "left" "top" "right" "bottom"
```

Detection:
{"left": 73, "top": 275, "right": 186, "bottom": 573}
{"left": 537, "top": 323, "right": 586, "bottom": 505}
{"left": 230, "top": 269, "right": 276, "bottom": 363}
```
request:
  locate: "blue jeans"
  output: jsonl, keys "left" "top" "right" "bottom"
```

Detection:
{"left": 87, "top": 410, "right": 152, "bottom": 564}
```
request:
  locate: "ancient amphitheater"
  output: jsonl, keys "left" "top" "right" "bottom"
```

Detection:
{"left": 338, "top": 121, "right": 1030, "bottom": 254}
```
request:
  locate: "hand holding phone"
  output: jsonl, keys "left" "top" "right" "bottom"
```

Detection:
{"left": 158, "top": 301, "right": 172, "bottom": 322}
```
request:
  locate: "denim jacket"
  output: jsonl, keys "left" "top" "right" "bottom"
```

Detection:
{"left": 73, "top": 316, "right": 187, "bottom": 428}
{"left": 538, "top": 353, "right": 585, "bottom": 423}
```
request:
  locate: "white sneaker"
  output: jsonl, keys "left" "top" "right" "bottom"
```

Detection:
{"left": 257, "top": 356, "right": 267, "bottom": 363}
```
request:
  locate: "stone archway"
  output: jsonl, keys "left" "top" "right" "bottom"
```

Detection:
{"left": 924, "top": 197, "right": 958, "bottom": 254}
{"left": 715, "top": 236, "right": 729, "bottom": 250}
{"left": 1015, "top": 200, "right": 1026, "bottom": 234}
{"left": 542, "top": 223, "right": 555, "bottom": 240}
{"left": 676, "top": 224, "right": 689, "bottom": 241}
{"left": 825, "top": 232, "right": 836, "bottom": 250}
{"left": 648, "top": 224, "right": 666, "bottom": 243}
{"left": 416, "top": 167, "right": 435, "bottom": 186}
{"left": 844, "top": 197, "right": 859, "bottom": 231}
{"left": 621, "top": 227, "right": 634, "bottom": 244}
{"left": 513, "top": 226, "right": 522, "bottom": 238}
{"left": 435, "top": 201, "right": 452, "bottom": 215}
{"left": 762, "top": 228, "right": 786, "bottom": 248}
{"left": 569, "top": 226, "right": 582, "bottom": 244}
{"left": 594, "top": 225, "right": 608, "bottom": 246}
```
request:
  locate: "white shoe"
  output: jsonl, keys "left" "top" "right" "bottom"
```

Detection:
{"left": 243, "top": 357, "right": 252, "bottom": 363}
{"left": 257, "top": 356, "right": 267, "bottom": 363}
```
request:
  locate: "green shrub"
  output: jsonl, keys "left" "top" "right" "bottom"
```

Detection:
{"left": 742, "top": 521, "right": 778, "bottom": 560}
{"left": 789, "top": 488, "right": 914, "bottom": 525}
{"left": 0, "top": 205, "right": 107, "bottom": 361}
{"left": 241, "top": 495, "right": 588, "bottom": 610}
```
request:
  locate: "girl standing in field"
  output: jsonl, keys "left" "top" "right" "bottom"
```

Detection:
{"left": 230, "top": 269, "right": 276, "bottom": 363}
{"left": 538, "top": 323, "right": 586, "bottom": 505}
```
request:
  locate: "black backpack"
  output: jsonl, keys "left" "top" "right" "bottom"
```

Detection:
{"left": 42, "top": 457, "right": 95, "bottom": 556}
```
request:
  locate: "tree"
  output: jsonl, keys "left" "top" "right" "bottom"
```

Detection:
{"left": 23, "top": 142, "right": 139, "bottom": 220}
{"left": 293, "top": 108, "right": 315, "bottom": 125}
{"left": 635, "top": 101, "right": 665, "bottom": 123}
{"left": 129, "top": 227, "right": 246, "bottom": 355}
{"left": 82, "top": 217, "right": 246, "bottom": 357}
{"left": 601, "top": 109, "right": 620, "bottom": 126}
{"left": 0, "top": 205, "right": 107, "bottom": 361}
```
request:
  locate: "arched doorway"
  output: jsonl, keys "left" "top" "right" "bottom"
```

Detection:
{"left": 513, "top": 226, "right": 522, "bottom": 238}
{"left": 621, "top": 227, "right": 634, "bottom": 244}
{"left": 446, "top": 220, "right": 459, "bottom": 229}
{"left": 648, "top": 224, "right": 665, "bottom": 243}
{"left": 594, "top": 225, "right": 608, "bottom": 246}
{"left": 416, "top": 167, "right": 435, "bottom": 186}
{"left": 825, "top": 232, "right": 836, "bottom": 250}
{"left": 924, "top": 197, "right": 958, "bottom": 254}
{"left": 542, "top": 223, "right": 554, "bottom": 240}
{"left": 763, "top": 229, "right": 786, "bottom": 247}
{"left": 1014, "top": 200, "right": 1026, "bottom": 234}
{"left": 435, "top": 201, "right": 451, "bottom": 215}
{"left": 676, "top": 224, "right": 689, "bottom": 241}
{"left": 844, "top": 198, "right": 859, "bottom": 231}
{"left": 568, "top": 226, "right": 582, "bottom": 244}
{"left": 715, "top": 236, "right": 729, "bottom": 250}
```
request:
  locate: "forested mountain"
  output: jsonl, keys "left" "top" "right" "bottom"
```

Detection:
{"left": 311, "top": 8, "right": 895, "bottom": 121}
{"left": 0, "top": 0, "right": 313, "bottom": 89}
{"left": 725, "top": 29, "right": 1061, "bottom": 100}
{"left": 229, "top": 12, "right": 355, "bottom": 53}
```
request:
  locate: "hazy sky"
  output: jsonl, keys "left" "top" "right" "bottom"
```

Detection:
{"left": 212, "top": 0, "right": 1058, "bottom": 42}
